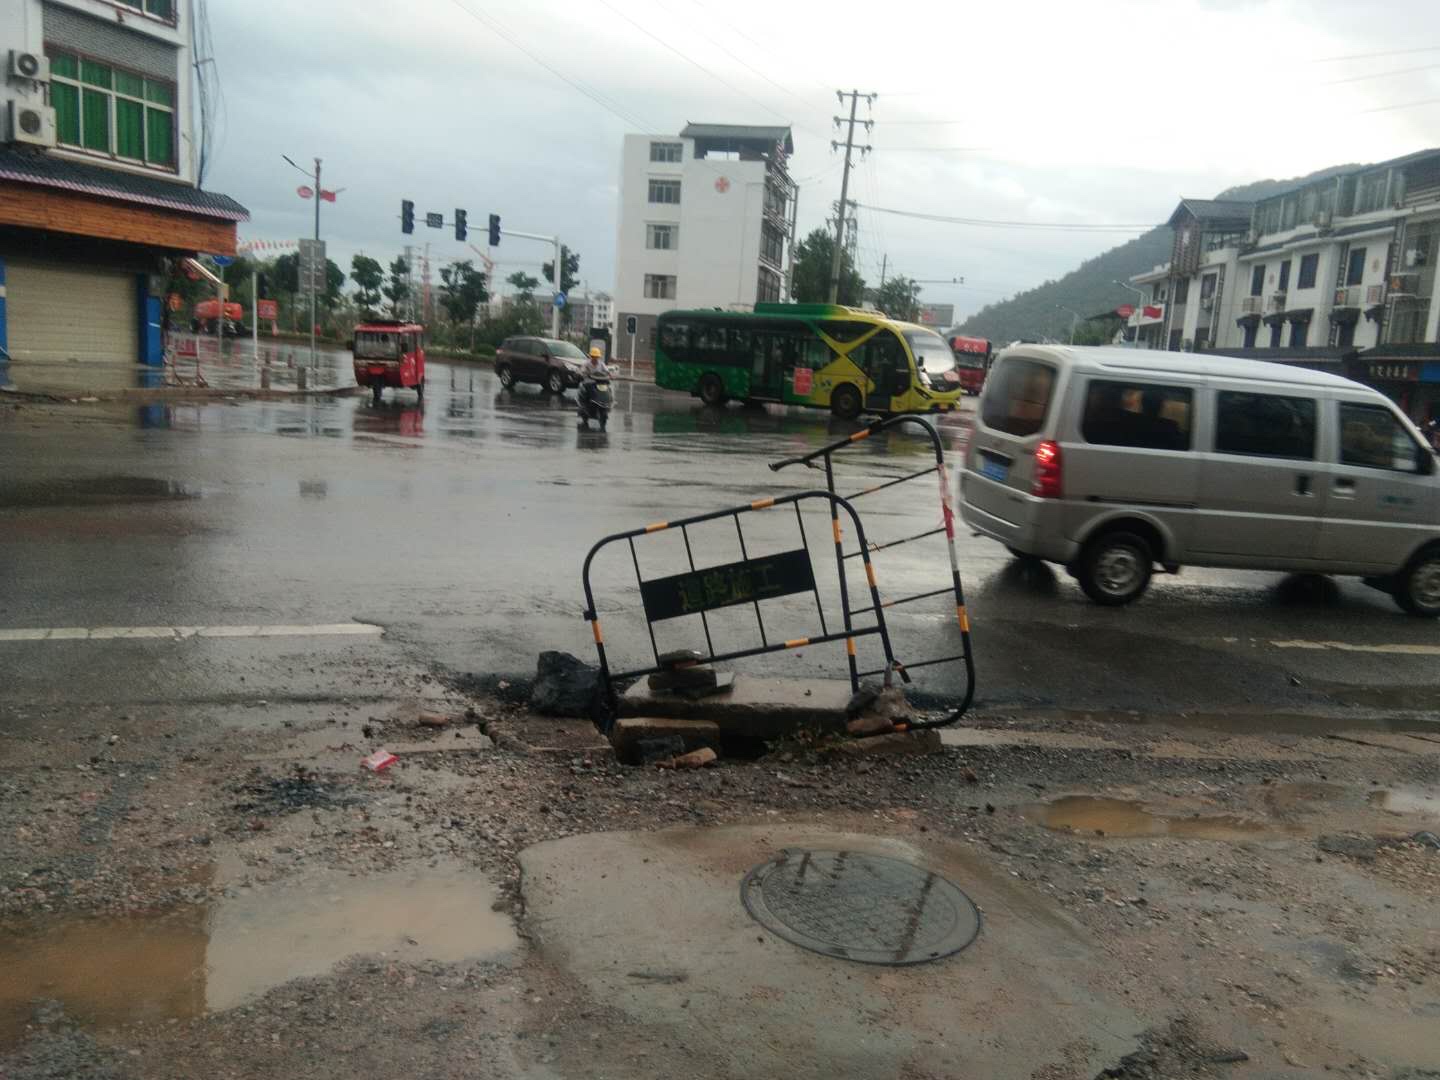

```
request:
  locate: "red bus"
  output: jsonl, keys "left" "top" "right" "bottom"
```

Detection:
{"left": 948, "top": 335, "right": 992, "bottom": 395}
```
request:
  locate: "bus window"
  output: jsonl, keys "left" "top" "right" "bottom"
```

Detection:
{"left": 859, "top": 330, "right": 909, "bottom": 396}
{"left": 728, "top": 328, "right": 751, "bottom": 354}
{"left": 819, "top": 320, "right": 870, "bottom": 344}
{"left": 801, "top": 340, "right": 830, "bottom": 369}
{"left": 694, "top": 323, "right": 728, "bottom": 353}
{"left": 659, "top": 321, "right": 691, "bottom": 352}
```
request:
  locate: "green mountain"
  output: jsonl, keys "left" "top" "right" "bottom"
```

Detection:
{"left": 954, "top": 166, "right": 1360, "bottom": 344}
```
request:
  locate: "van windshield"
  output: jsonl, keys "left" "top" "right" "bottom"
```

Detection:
{"left": 981, "top": 358, "right": 1056, "bottom": 437}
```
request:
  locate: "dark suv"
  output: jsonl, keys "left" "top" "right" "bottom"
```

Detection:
{"left": 495, "top": 337, "right": 587, "bottom": 394}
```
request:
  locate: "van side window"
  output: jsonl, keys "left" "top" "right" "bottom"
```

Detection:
{"left": 981, "top": 359, "right": 1056, "bottom": 437}
{"left": 1215, "top": 391, "right": 1316, "bottom": 460}
{"left": 1339, "top": 402, "right": 1426, "bottom": 473}
{"left": 1081, "top": 380, "right": 1192, "bottom": 450}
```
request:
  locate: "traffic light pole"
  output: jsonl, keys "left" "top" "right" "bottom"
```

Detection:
{"left": 500, "top": 228, "right": 562, "bottom": 338}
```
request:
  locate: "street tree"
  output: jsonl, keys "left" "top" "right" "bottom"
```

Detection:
{"left": 540, "top": 247, "right": 580, "bottom": 294}
{"left": 506, "top": 271, "right": 540, "bottom": 301}
{"left": 382, "top": 256, "right": 411, "bottom": 318}
{"left": 439, "top": 260, "right": 490, "bottom": 348}
{"left": 350, "top": 255, "right": 384, "bottom": 318}
{"left": 791, "top": 228, "right": 864, "bottom": 306}
{"left": 873, "top": 275, "right": 923, "bottom": 322}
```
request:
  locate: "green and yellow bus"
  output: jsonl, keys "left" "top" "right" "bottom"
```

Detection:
{"left": 654, "top": 303, "right": 966, "bottom": 419}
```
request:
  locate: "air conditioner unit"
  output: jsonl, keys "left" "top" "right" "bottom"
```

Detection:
{"left": 7, "top": 100, "right": 55, "bottom": 147}
{"left": 1313, "top": 210, "right": 1332, "bottom": 231}
{"left": 1243, "top": 229, "right": 1259, "bottom": 246}
{"left": 8, "top": 50, "right": 49, "bottom": 82}
{"left": 1365, "top": 284, "right": 1385, "bottom": 305}
{"left": 1199, "top": 296, "right": 1214, "bottom": 311}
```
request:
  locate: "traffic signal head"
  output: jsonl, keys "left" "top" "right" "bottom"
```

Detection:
{"left": 625, "top": 315, "right": 638, "bottom": 335}
{"left": 454, "top": 208, "right": 467, "bottom": 243}
{"left": 257, "top": 272, "right": 269, "bottom": 298}
{"left": 488, "top": 213, "right": 501, "bottom": 246}
{"left": 401, "top": 199, "right": 415, "bottom": 234}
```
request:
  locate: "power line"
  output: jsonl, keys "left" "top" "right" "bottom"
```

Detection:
{"left": 856, "top": 202, "right": 1159, "bottom": 232}
{"left": 1315, "top": 44, "right": 1440, "bottom": 62}
{"left": 1325, "top": 62, "right": 1440, "bottom": 84}
{"left": 874, "top": 146, "right": 991, "bottom": 153}
{"left": 593, "top": 0, "right": 794, "bottom": 128}
{"left": 1363, "top": 95, "right": 1440, "bottom": 113}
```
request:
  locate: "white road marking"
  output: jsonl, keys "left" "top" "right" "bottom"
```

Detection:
{"left": 1271, "top": 639, "right": 1440, "bottom": 657}
{"left": 0, "top": 622, "right": 383, "bottom": 643}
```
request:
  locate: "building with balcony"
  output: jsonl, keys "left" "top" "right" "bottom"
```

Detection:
{"left": 613, "top": 123, "right": 794, "bottom": 361}
{"left": 1133, "top": 148, "right": 1440, "bottom": 422}
{"left": 0, "top": 0, "right": 246, "bottom": 372}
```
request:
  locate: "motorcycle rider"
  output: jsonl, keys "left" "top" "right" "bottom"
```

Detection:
{"left": 584, "top": 346, "right": 610, "bottom": 379}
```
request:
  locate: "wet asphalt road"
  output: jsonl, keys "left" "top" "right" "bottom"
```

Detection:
{"left": 3, "top": 356, "right": 1439, "bottom": 724}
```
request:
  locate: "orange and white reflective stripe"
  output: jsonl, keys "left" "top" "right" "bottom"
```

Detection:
{"left": 831, "top": 519, "right": 843, "bottom": 544}
{"left": 865, "top": 563, "right": 878, "bottom": 588}
{"left": 591, "top": 619, "right": 604, "bottom": 644}
{"left": 644, "top": 521, "right": 669, "bottom": 533}
{"left": 845, "top": 637, "right": 856, "bottom": 656}
{"left": 750, "top": 496, "right": 776, "bottom": 510}
{"left": 784, "top": 637, "right": 810, "bottom": 649}
{"left": 957, "top": 606, "right": 970, "bottom": 632}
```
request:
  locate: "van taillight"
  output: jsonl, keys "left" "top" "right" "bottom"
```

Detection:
{"left": 1032, "top": 440, "right": 1063, "bottom": 498}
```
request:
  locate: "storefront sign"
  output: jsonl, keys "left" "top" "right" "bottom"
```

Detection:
{"left": 1369, "top": 362, "right": 1418, "bottom": 382}
{"left": 256, "top": 299, "right": 278, "bottom": 321}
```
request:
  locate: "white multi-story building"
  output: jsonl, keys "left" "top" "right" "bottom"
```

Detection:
{"left": 0, "top": 0, "right": 246, "bottom": 369}
{"left": 1131, "top": 148, "right": 1440, "bottom": 423}
{"left": 614, "top": 123, "right": 794, "bottom": 361}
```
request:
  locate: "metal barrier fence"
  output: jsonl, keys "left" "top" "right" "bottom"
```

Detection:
{"left": 768, "top": 415, "right": 976, "bottom": 729}
{"left": 581, "top": 491, "right": 897, "bottom": 732}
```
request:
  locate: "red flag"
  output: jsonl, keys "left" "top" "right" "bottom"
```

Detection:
{"left": 1116, "top": 304, "right": 1135, "bottom": 318}
{"left": 319, "top": 189, "right": 337, "bottom": 202}
{"left": 296, "top": 185, "right": 313, "bottom": 199}
{"left": 1143, "top": 305, "right": 1162, "bottom": 319}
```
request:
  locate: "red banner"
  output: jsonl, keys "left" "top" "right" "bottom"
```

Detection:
{"left": 792, "top": 367, "right": 813, "bottom": 396}
{"left": 1143, "top": 305, "right": 1163, "bottom": 319}
{"left": 1116, "top": 304, "right": 1135, "bottom": 318}
{"left": 257, "top": 299, "right": 278, "bottom": 320}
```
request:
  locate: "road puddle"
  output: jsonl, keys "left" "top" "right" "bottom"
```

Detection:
{"left": 1024, "top": 796, "right": 1270, "bottom": 840}
{"left": 0, "top": 861, "right": 515, "bottom": 1045}
{"left": 0, "top": 475, "right": 199, "bottom": 508}
{"left": 1368, "top": 788, "right": 1440, "bottom": 818}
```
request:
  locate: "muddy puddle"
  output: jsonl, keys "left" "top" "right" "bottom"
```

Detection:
{"left": 1368, "top": 788, "right": 1440, "bottom": 818}
{"left": 0, "top": 861, "right": 515, "bottom": 1046}
{"left": 1024, "top": 796, "right": 1273, "bottom": 841}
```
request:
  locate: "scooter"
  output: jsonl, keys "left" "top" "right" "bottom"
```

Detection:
{"left": 577, "top": 374, "right": 613, "bottom": 430}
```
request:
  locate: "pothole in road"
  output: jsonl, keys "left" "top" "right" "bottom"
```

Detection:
{"left": 0, "top": 861, "right": 516, "bottom": 1047}
{"left": 1023, "top": 796, "right": 1272, "bottom": 841}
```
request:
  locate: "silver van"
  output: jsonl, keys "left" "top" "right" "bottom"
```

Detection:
{"left": 960, "top": 345, "right": 1440, "bottom": 615}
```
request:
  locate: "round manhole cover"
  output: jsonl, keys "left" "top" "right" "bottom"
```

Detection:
{"left": 741, "top": 849, "right": 981, "bottom": 965}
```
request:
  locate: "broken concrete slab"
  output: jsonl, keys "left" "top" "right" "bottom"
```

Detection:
{"left": 518, "top": 825, "right": 1140, "bottom": 1079}
{"left": 609, "top": 717, "right": 720, "bottom": 765}
{"left": 619, "top": 676, "right": 853, "bottom": 738}
{"left": 831, "top": 729, "right": 942, "bottom": 756}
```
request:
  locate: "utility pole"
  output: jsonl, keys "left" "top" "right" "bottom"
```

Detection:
{"left": 310, "top": 158, "right": 320, "bottom": 368}
{"left": 827, "top": 89, "right": 874, "bottom": 304}
{"left": 879, "top": 253, "right": 887, "bottom": 291}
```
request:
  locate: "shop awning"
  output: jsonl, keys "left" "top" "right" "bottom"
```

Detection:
{"left": 1262, "top": 312, "right": 1286, "bottom": 326}
{"left": 1329, "top": 306, "right": 1360, "bottom": 325}
{"left": 1283, "top": 308, "right": 1314, "bottom": 324}
{"left": 1235, "top": 313, "right": 1261, "bottom": 329}
{"left": 1364, "top": 304, "right": 1385, "bottom": 323}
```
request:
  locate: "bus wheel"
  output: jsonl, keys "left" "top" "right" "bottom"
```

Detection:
{"left": 698, "top": 373, "right": 726, "bottom": 407}
{"left": 830, "top": 383, "right": 862, "bottom": 420}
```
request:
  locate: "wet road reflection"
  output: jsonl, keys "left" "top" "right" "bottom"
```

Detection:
{"left": 3, "top": 358, "right": 1437, "bottom": 717}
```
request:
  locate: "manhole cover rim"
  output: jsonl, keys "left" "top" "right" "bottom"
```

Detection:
{"left": 740, "top": 848, "right": 982, "bottom": 966}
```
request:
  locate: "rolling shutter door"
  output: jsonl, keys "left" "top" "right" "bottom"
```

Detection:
{"left": 5, "top": 259, "right": 136, "bottom": 363}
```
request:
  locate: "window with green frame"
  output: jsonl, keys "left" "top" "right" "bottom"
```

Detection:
{"left": 47, "top": 49, "right": 176, "bottom": 168}
{"left": 116, "top": 0, "right": 176, "bottom": 20}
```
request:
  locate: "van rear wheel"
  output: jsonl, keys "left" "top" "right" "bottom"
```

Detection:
{"left": 1394, "top": 550, "right": 1440, "bottom": 618}
{"left": 1076, "top": 530, "right": 1152, "bottom": 606}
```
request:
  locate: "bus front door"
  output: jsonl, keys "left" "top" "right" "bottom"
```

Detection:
{"left": 859, "top": 330, "right": 909, "bottom": 412}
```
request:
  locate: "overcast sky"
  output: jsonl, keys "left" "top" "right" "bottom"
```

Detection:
{"left": 204, "top": 0, "right": 1440, "bottom": 321}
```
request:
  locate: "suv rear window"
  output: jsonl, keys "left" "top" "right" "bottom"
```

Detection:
{"left": 1081, "top": 380, "right": 1192, "bottom": 451}
{"left": 981, "top": 358, "right": 1056, "bottom": 437}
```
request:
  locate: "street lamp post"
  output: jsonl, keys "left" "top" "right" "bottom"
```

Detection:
{"left": 1113, "top": 280, "right": 1147, "bottom": 349}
